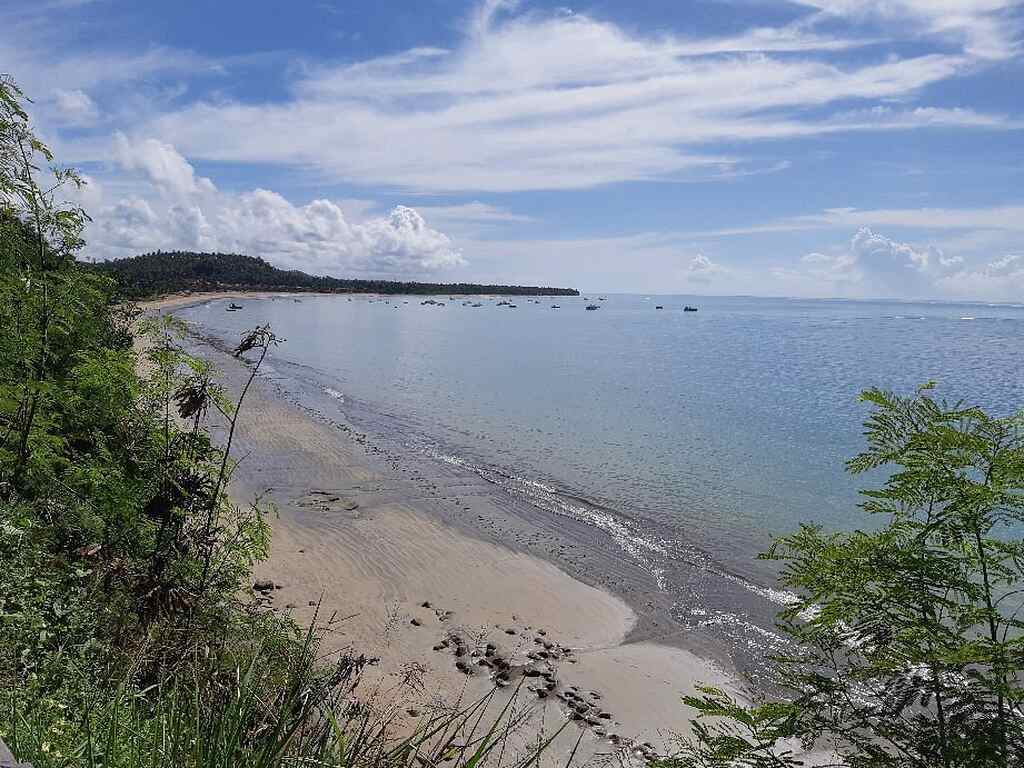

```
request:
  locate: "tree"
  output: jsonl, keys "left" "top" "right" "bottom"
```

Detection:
{"left": 663, "top": 384, "right": 1024, "bottom": 768}
{"left": 0, "top": 74, "right": 91, "bottom": 496}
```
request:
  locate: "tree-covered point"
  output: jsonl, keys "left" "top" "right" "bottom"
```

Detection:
{"left": 87, "top": 250, "right": 581, "bottom": 298}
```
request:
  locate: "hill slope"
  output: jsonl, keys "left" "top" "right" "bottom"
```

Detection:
{"left": 89, "top": 251, "right": 580, "bottom": 298}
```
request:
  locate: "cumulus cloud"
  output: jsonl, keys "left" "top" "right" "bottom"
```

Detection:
{"left": 113, "top": 132, "right": 216, "bottom": 197}
{"left": 87, "top": 136, "right": 463, "bottom": 276}
{"left": 783, "top": 227, "right": 997, "bottom": 298}
{"left": 933, "top": 253, "right": 1024, "bottom": 299}
{"left": 52, "top": 88, "right": 99, "bottom": 125}
{"left": 685, "top": 253, "right": 728, "bottom": 284}
{"left": 850, "top": 227, "right": 935, "bottom": 274}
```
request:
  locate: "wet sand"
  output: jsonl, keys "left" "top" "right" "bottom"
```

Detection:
{"left": 141, "top": 293, "right": 833, "bottom": 764}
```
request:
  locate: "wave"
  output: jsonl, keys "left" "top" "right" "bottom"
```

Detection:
{"left": 322, "top": 386, "right": 345, "bottom": 401}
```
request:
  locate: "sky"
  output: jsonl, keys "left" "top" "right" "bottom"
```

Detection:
{"left": 3, "top": 0, "right": 1024, "bottom": 298}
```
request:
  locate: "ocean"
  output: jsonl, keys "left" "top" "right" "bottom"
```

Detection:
{"left": 179, "top": 293, "right": 1024, "bottom": 678}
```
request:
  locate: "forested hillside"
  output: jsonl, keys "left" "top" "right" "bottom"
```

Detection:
{"left": 89, "top": 250, "right": 580, "bottom": 298}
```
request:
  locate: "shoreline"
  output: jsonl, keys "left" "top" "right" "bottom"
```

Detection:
{"left": 143, "top": 294, "right": 745, "bottom": 758}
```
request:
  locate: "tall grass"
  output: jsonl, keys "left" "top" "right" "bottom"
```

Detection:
{"left": 3, "top": 625, "right": 570, "bottom": 768}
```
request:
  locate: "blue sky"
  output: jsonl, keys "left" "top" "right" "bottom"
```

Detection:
{"left": 4, "top": 0, "right": 1024, "bottom": 297}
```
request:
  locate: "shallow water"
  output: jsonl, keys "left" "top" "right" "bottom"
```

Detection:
{"left": 180, "top": 293, "right": 1024, "bottom": 670}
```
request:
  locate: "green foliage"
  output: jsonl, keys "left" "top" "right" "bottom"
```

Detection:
{"left": 666, "top": 384, "right": 1024, "bottom": 767}
{"left": 89, "top": 250, "right": 581, "bottom": 298}
{"left": 1, "top": 75, "right": 564, "bottom": 768}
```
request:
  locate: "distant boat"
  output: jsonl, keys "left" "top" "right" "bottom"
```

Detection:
{"left": 598, "top": 297, "right": 607, "bottom": 301}
{"left": 655, "top": 305, "right": 664, "bottom": 310}
{"left": 227, "top": 302, "right": 243, "bottom": 311}
{"left": 551, "top": 305, "right": 560, "bottom": 309}
{"left": 684, "top": 306, "right": 699, "bottom": 312}
{"left": 585, "top": 304, "right": 600, "bottom": 311}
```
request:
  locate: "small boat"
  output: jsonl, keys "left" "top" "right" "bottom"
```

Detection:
{"left": 585, "top": 304, "right": 600, "bottom": 311}
{"left": 551, "top": 305, "right": 560, "bottom": 309}
{"left": 684, "top": 305, "right": 699, "bottom": 312}
{"left": 655, "top": 305, "right": 664, "bottom": 310}
{"left": 228, "top": 302, "right": 243, "bottom": 310}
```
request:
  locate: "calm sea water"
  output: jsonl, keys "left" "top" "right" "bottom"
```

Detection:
{"left": 180, "top": 294, "right": 1024, "bottom": 659}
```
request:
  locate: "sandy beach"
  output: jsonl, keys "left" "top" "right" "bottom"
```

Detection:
{"left": 143, "top": 293, "right": 744, "bottom": 762}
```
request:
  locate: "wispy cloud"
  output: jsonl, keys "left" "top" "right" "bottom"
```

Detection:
{"left": 97, "top": 4, "right": 1012, "bottom": 193}
{"left": 795, "top": 0, "right": 1024, "bottom": 60}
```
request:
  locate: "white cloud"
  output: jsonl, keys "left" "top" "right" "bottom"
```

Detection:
{"left": 87, "top": 136, "right": 463, "bottom": 276}
{"left": 683, "top": 204, "right": 1024, "bottom": 240}
{"left": 797, "top": 0, "right": 1023, "bottom": 59}
{"left": 781, "top": 227, "right": 1008, "bottom": 298}
{"left": 413, "top": 202, "right": 535, "bottom": 228}
{"left": 52, "top": 88, "right": 98, "bottom": 125}
{"left": 934, "top": 253, "right": 1024, "bottom": 299}
{"left": 107, "top": 3, "right": 1007, "bottom": 193}
{"left": 685, "top": 253, "right": 729, "bottom": 284}
{"left": 113, "top": 133, "right": 216, "bottom": 197}
{"left": 851, "top": 226, "right": 935, "bottom": 273}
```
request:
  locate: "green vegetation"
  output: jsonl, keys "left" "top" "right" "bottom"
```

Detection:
{"left": 6, "top": 68, "right": 1024, "bottom": 768}
{"left": 89, "top": 251, "right": 580, "bottom": 299}
{"left": 662, "top": 385, "right": 1024, "bottom": 767}
{"left": 0, "top": 77, "right": 560, "bottom": 767}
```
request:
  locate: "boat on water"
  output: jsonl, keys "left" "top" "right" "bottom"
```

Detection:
{"left": 227, "top": 302, "right": 243, "bottom": 311}
{"left": 586, "top": 304, "right": 600, "bottom": 311}
{"left": 655, "top": 305, "right": 664, "bottom": 310}
{"left": 551, "top": 305, "right": 560, "bottom": 309}
{"left": 684, "top": 305, "right": 699, "bottom": 312}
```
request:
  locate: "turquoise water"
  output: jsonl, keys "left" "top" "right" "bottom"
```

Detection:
{"left": 181, "top": 294, "right": 1024, "bottom": 661}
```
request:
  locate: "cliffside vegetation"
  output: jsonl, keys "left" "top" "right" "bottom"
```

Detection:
{"left": 0, "top": 77, "right": 553, "bottom": 768}
{"left": 89, "top": 251, "right": 580, "bottom": 299}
